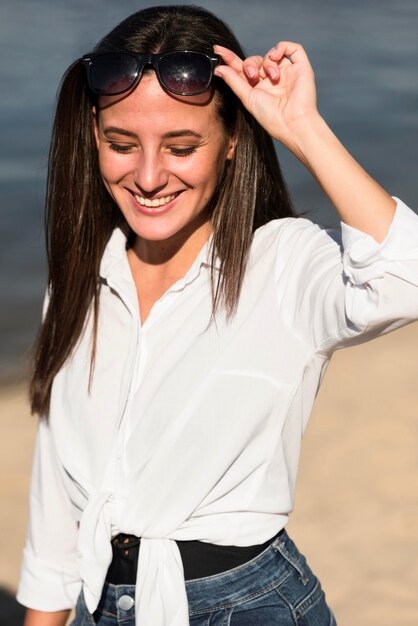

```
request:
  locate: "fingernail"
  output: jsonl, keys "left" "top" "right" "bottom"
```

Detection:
{"left": 214, "top": 68, "right": 223, "bottom": 77}
{"left": 247, "top": 67, "right": 256, "bottom": 78}
{"left": 268, "top": 67, "right": 278, "bottom": 79}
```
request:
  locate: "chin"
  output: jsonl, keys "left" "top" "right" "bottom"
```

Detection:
{"left": 127, "top": 218, "right": 188, "bottom": 243}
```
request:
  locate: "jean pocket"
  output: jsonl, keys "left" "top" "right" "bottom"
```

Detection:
{"left": 272, "top": 534, "right": 337, "bottom": 625}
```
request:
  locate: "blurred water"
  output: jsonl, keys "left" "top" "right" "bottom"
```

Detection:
{"left": 1, "top": 0, "right": 417, "bottom": 383}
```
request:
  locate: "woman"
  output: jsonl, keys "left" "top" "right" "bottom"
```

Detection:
{"left": 17, "top": 5, "right": 418, "bottom": 626}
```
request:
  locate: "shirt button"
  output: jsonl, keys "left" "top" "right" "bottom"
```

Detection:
{"left": 118, "top": 594, "right": 134, "bottom": 611}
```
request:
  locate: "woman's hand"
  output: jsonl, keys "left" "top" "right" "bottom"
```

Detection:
{"left": 214, "top": 42, "right": 396, "bottom": 240}
{"left": 213, "top": 42, "right": 318, "bottom": 155}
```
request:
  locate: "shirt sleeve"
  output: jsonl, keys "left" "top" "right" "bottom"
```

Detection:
{"left": 276, "top": 196, "right": 418, "bottom": 356}
{"left": 16, "top": 416, "right": 81, "bottom": 611}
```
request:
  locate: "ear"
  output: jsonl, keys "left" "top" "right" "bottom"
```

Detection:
{"left": 92, "top": 106, "right": 100, "bottom": 150}
{"left": 226, "top": 132, "right": 237, "bottom": 161}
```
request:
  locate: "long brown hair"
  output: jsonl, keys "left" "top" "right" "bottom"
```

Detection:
{"left": 30, "top": 5, "right": 296, "bottom": 417}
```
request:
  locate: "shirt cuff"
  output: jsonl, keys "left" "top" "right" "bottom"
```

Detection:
{"left": 16, "top": 547, "right": 81, "bottom": 612}
{"left": 341, "top": 197, "right": 418, "bottom": 286}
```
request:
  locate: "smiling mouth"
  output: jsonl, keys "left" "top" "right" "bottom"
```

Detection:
{"left": 133, "top": 192, "right": 180, "bottom": 207}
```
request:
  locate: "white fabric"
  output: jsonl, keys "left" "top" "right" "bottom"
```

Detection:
{"left": 17, "top": 197, "right": 418, "bottom": 624}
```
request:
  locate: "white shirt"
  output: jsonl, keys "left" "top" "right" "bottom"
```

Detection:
{"left": 17, "top": 197, "right": 418, "bottom": 625}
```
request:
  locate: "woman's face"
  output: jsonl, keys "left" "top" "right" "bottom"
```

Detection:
{"left": 93, "top": 73, "right": 235, "bottom": 249}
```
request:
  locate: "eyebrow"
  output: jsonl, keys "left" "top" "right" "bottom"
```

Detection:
{"left": 103, "top": 126, "right": 137, "bottom": 138}
{"left": 102, "top": 127, "right": 203, "bottom": 139}
{"left": 162, "top": 130, "right": 203, "bottom": 139}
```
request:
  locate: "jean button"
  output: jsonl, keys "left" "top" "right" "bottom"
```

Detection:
{"left": 118, "top": 594, "right": 134, "bottom": 610}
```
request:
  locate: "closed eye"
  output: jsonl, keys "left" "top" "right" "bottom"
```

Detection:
{"left": 109, "top": 143, "right": 134, "bottom": 154}
{"left": 169, "top": 146, "right": 197, "bottom": 157}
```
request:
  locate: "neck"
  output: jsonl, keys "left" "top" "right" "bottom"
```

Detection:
{"left": 128, "top": 217, "right": 212, "bottom": 281}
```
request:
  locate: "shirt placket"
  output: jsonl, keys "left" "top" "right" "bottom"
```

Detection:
{"left": 98, "top": 276, "right": 141, "bottom": 512}
{"left": 101, "top": 255, "right": 208, "bottom": 514}
{"left": 117, "top": 285, "right": 190, "bottom": 468}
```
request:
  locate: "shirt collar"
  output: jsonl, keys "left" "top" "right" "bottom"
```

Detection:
{"left": 99, "top": 221, "right": 221, "bottom": 286}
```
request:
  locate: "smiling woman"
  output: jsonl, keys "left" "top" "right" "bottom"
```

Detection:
{"left": 93, "top": 78, "right": 236, "bottom": 324}
{"left": 16, "top": 4, "right": 418, "bottom": 626}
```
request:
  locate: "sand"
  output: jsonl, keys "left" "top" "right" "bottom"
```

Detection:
{"left": 1, "top": 320, "right": 418, "bottom": 625}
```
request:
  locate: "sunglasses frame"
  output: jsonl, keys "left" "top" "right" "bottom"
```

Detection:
{"left": 81, "top": 50, "right": 221, "bottom": 97}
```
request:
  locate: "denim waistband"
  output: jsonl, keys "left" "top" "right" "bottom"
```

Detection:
{"left": 77, "top": 529, "right": 335, "bottom": 625}
{"left": 83, "top": 529, "right": 311, "bottom": 620}
{"left": 184, "top": 528, "right": 292, "bottom": 612}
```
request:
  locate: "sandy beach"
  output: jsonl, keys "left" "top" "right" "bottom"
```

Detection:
{"left": 1, "top": 320, "right": 418, "bottom": 626}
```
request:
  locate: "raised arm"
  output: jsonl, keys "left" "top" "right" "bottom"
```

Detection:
{"left": 213, "top": 41, "right": 396, "bottom": 242}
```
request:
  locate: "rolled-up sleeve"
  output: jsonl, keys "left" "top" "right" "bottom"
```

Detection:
{"left": 277, "top": 197, "right": 418, "bottom": 355}
{"left": 16, "top": 417, "right": 81, "bottom": 611}
{"left": 341, "top": 197, "right": 418, "bottom": 287}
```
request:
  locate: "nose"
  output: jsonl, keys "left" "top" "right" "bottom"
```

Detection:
{"left": 133, "top": 148, "right": 169, "bottom": 196}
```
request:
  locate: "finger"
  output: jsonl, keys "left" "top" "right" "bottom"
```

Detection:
{"left": 213, "top": 63, "right": 252, "bottom": 105}
{"left": 268, "top": 43, "right": 294, "bottom": 65}
{"left": 268, "top": 41, "right": 311, "bottom": 67}
{"left": 242, "top": 55, "right": 263, "bottom": 80}
{"left": 213, "top": 45, "right": 244, "bottom": 74}
{"left": 261, "top": 56, "right": 281, "bottom": 81}
{"left": 260, "top": 47, "right": 282, "bottom": 80}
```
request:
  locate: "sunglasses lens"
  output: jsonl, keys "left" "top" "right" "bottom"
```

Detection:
{"left": 158, "top": 52, "right": 212, "bottom": 95}
{"left": 89, "top": 53, "right": 138, "bottom": 95}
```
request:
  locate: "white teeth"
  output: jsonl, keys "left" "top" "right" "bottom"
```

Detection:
{"left": 134, "top": 193, "right": 177, "bottom": 207}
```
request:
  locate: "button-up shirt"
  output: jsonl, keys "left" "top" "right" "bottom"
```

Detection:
{"left": 17, "top": 197, "right": 418, "bottom": 625}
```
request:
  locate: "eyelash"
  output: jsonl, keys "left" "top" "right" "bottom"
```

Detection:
{"left": 169, "top": 147, "right": 197, "bottom": 157}
{"left": 109, "top": 143, "right": 133, "bottom": 154}
{"left": 108, "top": 143, "right": 197, "bottom": 157}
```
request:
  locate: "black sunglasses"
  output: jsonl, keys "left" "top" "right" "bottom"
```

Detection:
{"left": 81, "top": 50, "right": 221, "bottom": 97}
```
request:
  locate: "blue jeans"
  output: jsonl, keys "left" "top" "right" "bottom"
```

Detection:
{"left": 70, "top": 529, "right": 337, "bottom": 625}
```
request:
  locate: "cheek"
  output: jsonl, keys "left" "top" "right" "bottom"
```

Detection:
{"left": 98, "top": 149, "right": 130, "bottom": 184}
{"left": 204, "top": 151, "right": 229, "bottom": 192}
{"left": 182, "top": 148, "right": 229, "bottom": 191}
{"left": 98, "top": 150, "right": 115, "bottom": 183}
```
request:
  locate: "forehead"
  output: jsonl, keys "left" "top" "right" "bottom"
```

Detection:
{"left": 97, "top": 72, "right": 221, "bottom": 132}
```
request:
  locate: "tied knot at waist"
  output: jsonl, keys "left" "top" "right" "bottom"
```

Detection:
{"left": 75, "top": 491, "right": 284, "bottom": 626}
{"left": 76, "top": 492, "right": 189, "bottom": 626}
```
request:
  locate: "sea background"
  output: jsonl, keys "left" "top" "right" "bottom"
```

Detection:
{"left": 1, "top": 0, "right": 417, "bottom": 384}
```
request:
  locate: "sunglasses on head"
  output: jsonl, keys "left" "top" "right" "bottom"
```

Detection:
{"left": 81, "top": 50, "right": 221, "bottom": 97}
